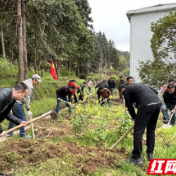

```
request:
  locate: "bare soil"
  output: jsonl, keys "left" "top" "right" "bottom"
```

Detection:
{"left": 34, "top": 118, "right": 73, "bottom": 139}
{"left": 0, "top": 140, "right": 126, "bottom": 174}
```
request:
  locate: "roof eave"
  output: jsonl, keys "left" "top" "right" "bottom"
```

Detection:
{"left": 126, "top": 6, "right": 176, "bottom": 22}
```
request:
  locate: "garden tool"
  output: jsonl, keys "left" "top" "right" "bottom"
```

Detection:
{"left": 110, "top": 125, "right": 134, "bottom": 149}
{"left": 29, "top": 115, "right": 35, "bottom": 141}
{"left": 162, "top": 105, "right": 176, "bottom": 128}
{"left": 6, "top": 110, "right": 59, "bottom": 134}
{"left": 60, "top": 98, "right": 75, "bottom": 107}
{"left": 99, "top": 97, "right": 110, "bottom": 105}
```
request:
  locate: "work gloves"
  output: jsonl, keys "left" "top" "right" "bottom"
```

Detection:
{"left": 28, "top": 110, "right": 33, "bottom": 116}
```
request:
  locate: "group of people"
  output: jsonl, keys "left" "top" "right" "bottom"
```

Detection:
{"left": 55, "top": 80, "right": 87, "bottom": 114}
{"left": 1, "top": 73, "right": 176, "bottom": 167}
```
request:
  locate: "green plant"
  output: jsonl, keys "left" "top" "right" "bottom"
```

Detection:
{"left": 71, "top": 113, "right": 89, "bottom": 137}
{"left": 118, "top": 109, "right": 133, "bottom": 135}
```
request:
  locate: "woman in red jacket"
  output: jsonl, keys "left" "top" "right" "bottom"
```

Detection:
{"left": 68, "top": 80, "right": 80, "bottom": 104}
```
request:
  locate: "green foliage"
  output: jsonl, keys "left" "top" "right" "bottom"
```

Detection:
{"left": 138, "top": 11, "right": 176, "bottom": 88}
{"left": 60, "top": 70, "right": 76, "bottom": 76}
{"left": 71, "top": 113, "right": 89, "bottom": 136}
{"left": 121, "top": 66, "right": 130, "bottom": 78}
{"left": 118, "top": 109, "right": 133, "bottom": 135}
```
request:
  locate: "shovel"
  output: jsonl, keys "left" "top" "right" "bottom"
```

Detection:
{"left": 162, "top": 105, "right": 176, "bottom": 128}
{"left": 110, "top": 125, "right": 134, "bottom": 149}
{"left": 59, "top": 98, "right": 76, "bottom": 107}
{"left": 29, "top": 115, "right": 35, "bottom": 141}
{"left": 99, "top": 97, "right": 110, "bottom": 105}
{"left": 6, "top": 110, "right": 58, "bottom": 134}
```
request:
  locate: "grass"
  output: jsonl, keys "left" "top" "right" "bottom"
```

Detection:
{"left": 1, "top": 59, "right": 176, "bottom": 176}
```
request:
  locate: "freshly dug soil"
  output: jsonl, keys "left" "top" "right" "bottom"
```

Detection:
{"left": 111, "top": 99, "right": 123, "bottom": 104}
{"left": 0, "top": 140, "right": 125, "bottom": 174}
{"left": 34, "top": 119, "right": 73, "bottom": 139}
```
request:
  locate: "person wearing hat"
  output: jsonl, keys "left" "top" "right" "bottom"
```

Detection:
{"left": 7, "top": 74, "right": 42, "bottom": 138}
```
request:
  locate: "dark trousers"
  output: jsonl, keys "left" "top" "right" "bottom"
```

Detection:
{"left": 8, "top": 102, "right": 27, "bottom": 137}
{"left": 97, "top": 91, "right": 101, "bottom": 103}
{"left": 132, "top": 103, "right": 161, "bottom": 159}
{"left": 79, "top": 92, "right": 84, "bottom": 101}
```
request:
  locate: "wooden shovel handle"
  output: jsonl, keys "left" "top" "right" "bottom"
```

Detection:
{"left": 167, "top": 105, "right": 176, "bottom": 125}
{"left": 110, "top": 125, "right": 134, "bottom": 149}
{"left": 6, "top": 110, "right": 52, "bottom": 134}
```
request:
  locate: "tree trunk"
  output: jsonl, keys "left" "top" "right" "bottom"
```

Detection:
{"left": 41, "top": 57, "right": 45, "bottom": 77}
{"left": 68, "top": 61, "right": 73, "bottom": 80}
{"left": 37, "top": 53, "right": 41, "bottom": 75}
{"left": 1, "top": 30, "right": 6, "bottom": 60}
{"left": 22, "top": 0, "right": 27, "bottom": 79}
{"left": 17, "top": 0, "right": 24, "bottom": 82}
{"left": 77, "top": 62, "right": 80, "bottom": 78}
{"left": 10, "top": 43, "right": 13, "bottom": 68}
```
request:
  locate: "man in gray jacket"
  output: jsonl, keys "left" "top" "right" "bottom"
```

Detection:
{"left": 7, "top": 74, "right": 42, "bottom": 138}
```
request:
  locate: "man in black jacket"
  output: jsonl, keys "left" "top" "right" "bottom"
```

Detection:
{"left": 119, "top": 83, "right": 161, "bottom": 165}
{"left": 108, "top": 77, "right": 115, "bottom": 95}
{"left": 56, "top": 85, "right": 75, "bottom": 114}
{"left": 119, "top": 76, "right": 126, "bottom": 100}
{"left": 162, "top": 85, "right": 176, "bottom": 126}
{"left": 0, "top": 83, "right": 28, "bottom": 137}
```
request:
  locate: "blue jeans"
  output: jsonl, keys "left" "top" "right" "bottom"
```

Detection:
{"left": 56, "top": 96, "right": 72, "bottom": 114}
{"left": 8, "top": 102, "right": 26, "bottom": 137}
{"left": 88, "top": 86, "right": 91, "bottom": 93}
{"left": 162, "top": 102, "right": 176, "bottom": 126}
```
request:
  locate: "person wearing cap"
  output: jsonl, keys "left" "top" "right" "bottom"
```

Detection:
{"left": 7, "top": 74, "right": 42, "bottom": 138}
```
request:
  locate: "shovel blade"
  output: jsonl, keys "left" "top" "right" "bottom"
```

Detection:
{"left": 50, "top": 110, "right": 59, "bottom": 122}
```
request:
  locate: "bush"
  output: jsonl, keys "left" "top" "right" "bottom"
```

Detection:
{"left": 60, "top": 70, "right": 75, "bottom": 76}
{"left": 121, "top": 67, "right": 130, "bottom": 78}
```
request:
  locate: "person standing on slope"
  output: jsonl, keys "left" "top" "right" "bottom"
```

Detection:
{"left": 119, "top": 83, "right": 161, "bottom": 165}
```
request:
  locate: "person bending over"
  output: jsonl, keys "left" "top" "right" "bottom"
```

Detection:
{"left": 120, "top": 83, "right": 161, "bottom": 165}
{"left": 99, "top": 87, "right": 111, "bottom": 107}
{"left": 0, "top": 83, "right": 28, "bottom": 137}
{"left": 162, "top": 85, "right": 176, "bottom": 126}
{"left": 56, "top": 85, "right": 76, "bottom": 114}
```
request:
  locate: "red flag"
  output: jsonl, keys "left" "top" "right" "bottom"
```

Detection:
{"left": 50, "top": 60, "right": 58, "bottom": 81}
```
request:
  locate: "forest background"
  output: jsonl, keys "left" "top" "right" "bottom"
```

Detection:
{"left": 0, "top": 0, "right": 130, "bottom": 83}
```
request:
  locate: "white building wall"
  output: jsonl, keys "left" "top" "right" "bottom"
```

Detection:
{"left": 130, "top": 10, "right": 175, "bottom": 83}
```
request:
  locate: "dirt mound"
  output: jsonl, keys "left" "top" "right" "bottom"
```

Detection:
{"left": 62, "top": 114, "right": 72, "bottom": 120}
{"left": 34, "top": 121, "right": 72, "bottom": 139}
{"left": 0, "top": 140, "right": 125, "bottom": 174}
